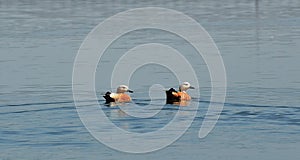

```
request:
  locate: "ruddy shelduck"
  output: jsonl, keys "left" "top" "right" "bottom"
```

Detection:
{"left": 166, "top": 82, "right": 195, "bottom": 104}
{"left": 103, "top": 85, "right": 133, "bottom": 103}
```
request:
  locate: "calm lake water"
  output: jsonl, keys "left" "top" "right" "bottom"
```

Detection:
{"left": 1, "top": 0, "right": 300, "bottom": 159}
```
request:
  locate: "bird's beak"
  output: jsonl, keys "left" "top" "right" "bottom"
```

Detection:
{"left": 189, "top": 86, "right": 195, "bottom": 89}
{"left": 128, "top": 89, "right": 133, "bottom": 93}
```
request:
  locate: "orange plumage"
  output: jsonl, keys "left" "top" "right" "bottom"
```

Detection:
{"left": 172, "top": 91, "right": 191, "bottom": 101}
{"left": 166, "top": 82, "right": 194, "bottom": 105}
{"left": 110, "top": 93, "right": 131, "bottom": 103}
{"left": 103, "top": 85, "right": 133, "bottom": 104}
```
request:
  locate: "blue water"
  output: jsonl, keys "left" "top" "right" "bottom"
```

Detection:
{"left": 1, "top": 0, "right": 300, "bottom": 159}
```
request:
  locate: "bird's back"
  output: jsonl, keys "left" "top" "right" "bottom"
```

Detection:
{"left": 117, "top": 93, "right": 131, "bottom": 102}
{"left": 104, "top": 92, "right": 131, "bottom": 103}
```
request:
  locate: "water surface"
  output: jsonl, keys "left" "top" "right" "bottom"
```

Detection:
{"left": 1, "top": 0, "right": 300, "bottom": 159}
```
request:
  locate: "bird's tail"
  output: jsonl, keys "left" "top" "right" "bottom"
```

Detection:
{"left": 103, "top": 91, "right": 115, "bottom": 103}
{"left": 165, "top": 88, "right": 181, "bottom": 104}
